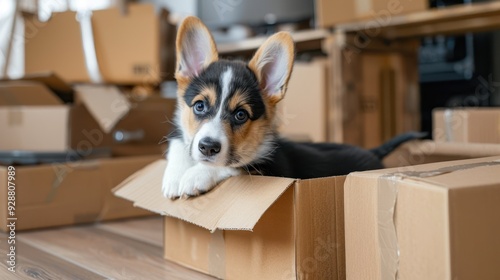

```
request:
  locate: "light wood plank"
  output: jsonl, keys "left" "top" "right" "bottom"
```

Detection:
{"left": 218, "top": 29, "right": 329, "bottom": 54}
{"left": 19, "top": 227, "right": 215, "bottom": 280}
{"left": 96, "top": 216, "right": 163, "bottom": 247}
{"left": 0, "top": 234, "right": 106, "bottom": 279}
{"left": 337, "top": 2, "right": 500, "bottom": 39}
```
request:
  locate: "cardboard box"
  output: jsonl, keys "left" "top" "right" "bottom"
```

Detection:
{"left": 344, "top": 156, "right": 500, "bottom": 280}
{"left": 280, "top": 59, "right": 329, "bottom": 142}
{"left": 72, "top": 85, "right": 176, "bottom": 156}
{"left": 433, "top": 108, "right": 500, "bottom": 143}
{"left": 114, "top": 160, "right": 346, "bottom": 279}
{"left": 316, "top": 0, "right": 428, "bottom": 27}
{"left": 383, "top": 140, "right": 500, "bottom": 167}
{"left": 0, "top": 155, "right": 160, "bottom": 232}
{"left": 0, "top": 81, "right": 84, "bottom": 152}
{"left": 24, "top": 4, "right": 175, "bottom": 84}
{"left": 0, "top": 78, "right": 175, "bottom": 154}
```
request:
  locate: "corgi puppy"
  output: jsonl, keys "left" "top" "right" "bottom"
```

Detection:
{"left": 162, "top": 16, "right": 422, "bottom": 199}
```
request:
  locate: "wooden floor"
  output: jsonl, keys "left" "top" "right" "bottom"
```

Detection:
{"left": 0, "top": 217, "right": 216, "bottom": 280}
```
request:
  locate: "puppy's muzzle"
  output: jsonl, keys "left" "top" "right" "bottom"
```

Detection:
{"left": 198, "top": 137, "right": 221, "bottom": 157}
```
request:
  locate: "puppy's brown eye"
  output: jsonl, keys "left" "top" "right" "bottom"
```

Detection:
{"left": 234, "top": 109, "right": 248, "bottom": 123}
{"left": 194, "top": 101, "right": 206, "bottom": 115}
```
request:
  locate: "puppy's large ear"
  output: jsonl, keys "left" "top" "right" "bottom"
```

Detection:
{"left": 176, "top": 17, "right": 218, "bottom": 90}
{"left": 249, "top": 32, "right": 294, "bottom": 104}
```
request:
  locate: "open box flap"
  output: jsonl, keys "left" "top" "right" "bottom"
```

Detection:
{"left": 0, "top": 81, "right": 63, "bottom": 106}
{"left": 351, "top": 155, "right": 500, "bottom": 190}
{"left": 409, "top": 140, "right": 500, "bottom": 158}
{"left": 113, "top": 160, "right": 297, "bottom": 232}
{"left": 74, "top": 85, "right": 131, "bottom": 133}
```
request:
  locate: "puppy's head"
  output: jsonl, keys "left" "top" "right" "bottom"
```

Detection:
{"left": 174, "top": 16, "right": 294, "bottom": 167}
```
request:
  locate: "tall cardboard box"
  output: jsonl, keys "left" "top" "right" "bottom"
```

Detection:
{"left": 114, "top": 160, "right": 346, "bottom": 280}
{"left": 24, "top": 4, "right": 175, "bottom": 84}
{"left": 0, "top": 155, "right": 160, "bottom": 231}
{"left": 280, "top": 59, "right": 329, "bottom": 142}
{"left": 316, "top": 0, "right": 428, "bottom": 27}
{"left": 344, "top": 156, "right": 500, "bottom": 280}
{"left": 433, "top": 108, "right": 500, "bottom": 143}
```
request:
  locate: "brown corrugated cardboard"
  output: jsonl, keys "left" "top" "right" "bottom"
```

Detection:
{"left": 280, "top": 59, "right": 329, "bottom": 142}
{"left": 71, "top": 87, "right": 176, "bottom": 155}
{"left": 25, "top": 4, "right": 174, "bottom": 84}
{"left": 114, "top": 160, "right": 346, "bottom": 279}
{"left": 344, "top": 156, "right": 500, "bottom": 280}
{"left": 383, "top": 140, "right": 500, "bottom": 167}
{"left": 0, "top": 155, "right": 159, "bottom": 232}
{"left": 316, "top": 0, "right": 428, "bottom": 27}
{"left": 0, "top": 81, "right": 71, "bottom": 151}
{"left": 433, "top": 108, "right": 500, "bottom": 143}
{"left": 74, "top": 85, "right": 132, "bottom": 133}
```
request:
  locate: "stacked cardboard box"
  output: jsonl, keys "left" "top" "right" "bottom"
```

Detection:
{"left": 24, "top": 3, "right": 176, "bottom": 84}
{"left": 279, "top": 59, "right": 329, "bottom": 142}
{"left": 433, "top": 108, "right": 500, "bottom": 144}
{"left": 344, "top": 156, "right": 500, "bottom": 279}
{"left": 0, "top": 74, "right": 175, "bottom": 156}
{"left": 113, "top": 139, "right": 500, "bottom": 279}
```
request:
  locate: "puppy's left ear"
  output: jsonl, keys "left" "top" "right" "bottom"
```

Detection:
{"left": 249, "top": 32, "right": 295, "bottom": 104}
{"left": 176, "top": 16, "right": 218, "bottom": 89}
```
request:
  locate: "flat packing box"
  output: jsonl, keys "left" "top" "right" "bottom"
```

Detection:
{"left": 344, "top": 156, "right": 500, "bottom": 280}
{"left": 0, "top": 155, "right": 160, "bottom": 232}
{"left": 114, "top": 160, "right": 346, "bottom": 279}
{"left": 24, "top": 4, "right": 175, "bottom": 84}
{"left": 316, "top": 0, "right": 428, "bottom": 27}
{"left": 0, "top": 76, "right": 175, "bottom": 154}
{"left": 433, "top": 108, "right": 500, "bottom": 143}
{"left": 0, "top": 80, "right": 72, "bottom": 152}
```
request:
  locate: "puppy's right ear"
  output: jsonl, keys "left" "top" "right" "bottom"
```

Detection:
{"left": 176, "top": 16, "right": 218, "bottom": 92}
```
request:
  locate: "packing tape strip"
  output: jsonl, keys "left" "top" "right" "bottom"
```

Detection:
{"left": 76, "top": 10, "right": 103, "bottom": 84}
{"left": 377, "top": 175, "right": 400, "bottom": 280}
{"left": 443, "top": 109, "right": 454, "bottom": 142}
{"left": 208, "top": 230, "right": 226, "bottom": 279}
{"left": 377, "top": 160, "right": 500, "bottom": 279}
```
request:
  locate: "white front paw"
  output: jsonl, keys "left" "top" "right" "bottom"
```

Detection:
{"left": 178, "top": 165, "right": 218, "bottom": 198}
{"left": 162, "top": 169, "right": 182, "bottom": 199}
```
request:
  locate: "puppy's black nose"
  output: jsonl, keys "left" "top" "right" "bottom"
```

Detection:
{"left": 198, "top": 137, "right": 221, "bottom": 157}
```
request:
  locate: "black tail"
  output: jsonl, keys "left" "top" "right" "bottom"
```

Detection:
{"left": 370, "top": 131, "right": 428, "bottom": 159}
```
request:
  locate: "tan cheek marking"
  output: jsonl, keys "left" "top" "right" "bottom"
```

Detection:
{"left": 231, "top": 118, "right": 271, "bottom": 163}
{"left": 181, "top": 103, "right": 200, "bottom": 138}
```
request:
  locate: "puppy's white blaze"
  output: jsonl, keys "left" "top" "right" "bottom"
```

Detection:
{"left": 219, "top": 67, "right": 233, "bottom": 114}
{"left": 191, "top": 67, "right": 233, "bottom": 165}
